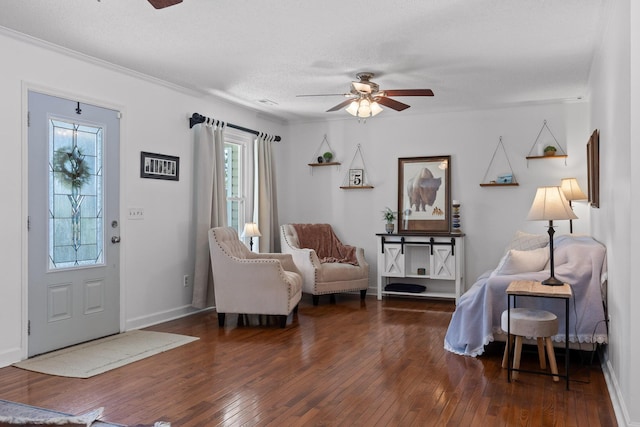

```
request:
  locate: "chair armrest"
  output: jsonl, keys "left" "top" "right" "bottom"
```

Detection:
{"left": 355, "top": 247, "right": 369, "bottom": 269}
{"left": 247, "top": 252, "right": 301, "bottom": 275}
{"left": 220, "top": 257, "right": 293, "bottom": 290}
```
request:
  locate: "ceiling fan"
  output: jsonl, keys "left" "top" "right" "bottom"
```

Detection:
{"left": 147, "top": 0, "right": 183, "bottom": 9}
{"left": 298, "top": 72, "right": 434, "bottom": 118}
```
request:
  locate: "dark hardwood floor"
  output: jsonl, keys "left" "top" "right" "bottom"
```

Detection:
{"left": 0, "top": 295, "right": 616, "bottom": 426}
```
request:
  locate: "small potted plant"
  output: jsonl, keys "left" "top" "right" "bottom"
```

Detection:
{"left": 382, "top": 207, "right": 397, "bottom": 234}
{"left": 323, "top": 151, "right": 333, "bottom": 163}
{"left": 543, "top": 145, "right": 557, "bottom": 156}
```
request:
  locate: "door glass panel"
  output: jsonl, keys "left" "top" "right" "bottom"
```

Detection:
{"left": 48, "top": 118, "right": 104, "bottom": 270}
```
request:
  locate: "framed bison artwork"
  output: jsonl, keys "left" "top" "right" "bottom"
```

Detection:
{"left": 397, "top": 156, "right": 451, "bottom": 234}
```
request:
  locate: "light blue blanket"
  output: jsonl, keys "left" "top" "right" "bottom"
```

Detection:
{"left": 444, "top": 235, "right": 608, "bottom": 357}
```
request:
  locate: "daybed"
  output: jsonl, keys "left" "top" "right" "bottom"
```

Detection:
{"left": 280, "top": 223, "right": 369, "bottom": 305}
{"left": 444, "top": 233, "right": 608, "bottom": 357}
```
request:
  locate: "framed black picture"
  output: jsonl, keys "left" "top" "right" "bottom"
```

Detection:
{"left": 140, "top": 151, "right": 180, "bottom": 181}
{"left": 398, "top": 156, "right": 451, "bottom": 234}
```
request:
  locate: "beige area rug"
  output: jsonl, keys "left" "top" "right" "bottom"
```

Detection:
{"left": 13, "top": 330, "right": 199, "bottom": 379}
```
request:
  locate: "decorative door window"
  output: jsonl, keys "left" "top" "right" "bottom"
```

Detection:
{"left": 48, "top": 118, "right": 104, "bottom": 270}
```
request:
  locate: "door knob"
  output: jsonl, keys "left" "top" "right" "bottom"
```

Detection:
{"left": 111, "top": 236, "right": 121, "bottom": 244}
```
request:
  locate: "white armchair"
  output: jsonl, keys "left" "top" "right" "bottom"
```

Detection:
{"left": 280, "top": 224, "right": 369, "bottom": 305}
{"left": 208, "top": 227, "right": 303, "bottom": 328}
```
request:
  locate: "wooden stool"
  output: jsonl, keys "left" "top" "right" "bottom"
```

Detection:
{"left": 501, "top": 308, "right": 560, "bottom": 382}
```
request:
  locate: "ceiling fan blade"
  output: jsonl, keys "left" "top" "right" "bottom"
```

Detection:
{"left": 383, "top": 89, "right": 434, "bottom": 97}
{"left": 326, "top": 99, "right": 356, "bottom": 112}
{"left": 296, "top": 93, "right": 349, "bottom": 97}
{"left": 147, "top": 0, "right": 183, "bottom": 9}
{"left": 376, "top": 96, "right": 411, "bottom": 111}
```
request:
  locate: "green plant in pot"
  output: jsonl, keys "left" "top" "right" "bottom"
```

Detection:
{"left": 382, "top": 207, "right": 397, "bottom": 234}
{"left": 322, "top": 151, "right": 333, "bottom": 163}
{"left": 543, "top": 145, "right": 557, "bottom": 156}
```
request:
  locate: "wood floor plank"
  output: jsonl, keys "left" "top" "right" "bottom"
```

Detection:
{"left": 0, "top": 295, "right": 617, "bottom": 426}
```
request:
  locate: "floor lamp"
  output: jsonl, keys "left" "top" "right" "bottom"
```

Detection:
{"left": 560, "top": 178, "right": 587, "bottom": 234}
{"left": 526, "top": 186, "right": 577, "bottom": 286}
{"left": 241, "top": 222, "right": 261, "bottom": 252}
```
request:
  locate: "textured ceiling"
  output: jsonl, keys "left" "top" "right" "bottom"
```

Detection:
{"left": 0, "top": 0, "right": 610, "bottom": 122}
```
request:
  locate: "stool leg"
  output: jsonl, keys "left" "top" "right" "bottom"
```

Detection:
{"left": 513, "top": 336, "right": 523, "bottom": 380}
{"left": 502, "top": 335, "right": 513, "bottom": 369}
{"left": 537, "top": 337, "right": 547, "bottom": 369}
{"left": 545, "top": 338, "right": 560, "bottom": 382}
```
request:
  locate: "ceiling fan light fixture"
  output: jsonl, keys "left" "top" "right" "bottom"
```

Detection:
{"left": 352, "top": 82, "right": 372, "bottom": 94}
{"left": 370, "top": 101, "right": 383, "bottom": 116}
{"left": 345, "top": 97, "right": 384, "bottom": 118}
{"left": 358, "top": 99, "right": 371, "bottom": 117}
{"left": 346, "top": 101, "right": 360, "bottom": 116}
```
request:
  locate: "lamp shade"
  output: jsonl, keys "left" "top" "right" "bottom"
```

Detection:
{"left": 526, "top": 186, "right": 578, "bottom": 221}
{"left": 560, "top": 178, "right": 587, "bottom": 201}
{"left": 241, "top": 222, "right": 262, "bottom": 238}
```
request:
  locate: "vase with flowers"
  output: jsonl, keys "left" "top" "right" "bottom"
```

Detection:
{"left": 382, "top": 207, "right": 397, "bottom": 234}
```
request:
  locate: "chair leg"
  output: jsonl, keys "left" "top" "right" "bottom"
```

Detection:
{"left": 293, "top": 304, "right": 299, "bottom": 314}
{"left": 217, "top": 313, "right": 225, "bottom": 328}
{"left": 537, "top": 337, "right": 547, "bottom": 369}
{"left": 312, "top": 295, "right": 320, "bottom": 306}
{"left": 278, "top": 315, "right": 287, "bottom": 328}
{"left": 545, "top": 338, "right": 560, "bottom": 382}
{"left": 360, "top": 289, "right": 367, "bottom": 300}
{"left": 512, "top": 336, "right": 523, "bottom": 380}
{"left": 502, "top": 335, "right": 513, "bottom": 369}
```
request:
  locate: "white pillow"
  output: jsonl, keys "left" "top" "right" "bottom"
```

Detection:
{"left": 493, "top": 247, "right": 550, "bottom": 276}
{"left": 506, "top": 230, "right": 549, "bottom": 252}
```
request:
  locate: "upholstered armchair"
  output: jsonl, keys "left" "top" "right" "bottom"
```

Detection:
{"left": 280, "top": 224, "right": 369, "bottom": 305}
{"left": 208, "top": 227, "right": 303, "bottom": 328}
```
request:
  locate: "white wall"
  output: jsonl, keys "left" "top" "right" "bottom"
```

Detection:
{"left": 278, "top": 102, "right": 590, "bottom": 290}
{"left": 589, "top": 0, "right": 638, "bottom": 425}
{"left": 0, "top": 29, "right": 284, "bottom": 366}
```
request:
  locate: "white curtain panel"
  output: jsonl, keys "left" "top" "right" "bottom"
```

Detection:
{"left": 192, "top": 121, "right": 227, "bottom": 309}
{"left": 256, "top": 133, "right": 279, "bottom": 252}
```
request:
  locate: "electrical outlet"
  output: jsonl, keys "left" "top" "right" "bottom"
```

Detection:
{"left": 183, "top": 275, "right": 189, "bottom": 287}
{"left": 128, "top": 208, "right": 144, "bottom": 220}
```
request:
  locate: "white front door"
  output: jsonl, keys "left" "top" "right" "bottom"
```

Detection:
{"left": 28, "top": 91, "right": 120, "bottom": 357}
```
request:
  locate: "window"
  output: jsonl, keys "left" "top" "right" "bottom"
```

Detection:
{"left": 224, "top": 130, "right": 254, "bottom": 236}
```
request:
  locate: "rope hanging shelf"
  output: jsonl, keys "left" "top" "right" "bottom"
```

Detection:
{"left": 308, "top": 134, "right": 340, "bottom": 168}
{"left": 340, "top": 144, "right": 374, "bottom": 189}
{"left": 526, "top": 120, "right": 567, "bottom": 165}
{"left": 480, "top": 136, "right": 519, "bottom": 187}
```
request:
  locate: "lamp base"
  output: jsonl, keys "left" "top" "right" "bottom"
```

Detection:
{"left": 541, "top": 276, "right": 565, "bottom": 286}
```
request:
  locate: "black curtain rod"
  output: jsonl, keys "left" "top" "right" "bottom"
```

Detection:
{"left": 189, "top": 113, "right": 281, "bottom": 142}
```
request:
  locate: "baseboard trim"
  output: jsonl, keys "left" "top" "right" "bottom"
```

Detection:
{"left": 602, "top": 355, "right": 635, "bottom": 427}
{"left": 125, "top": 304, "right": 211, "bottom": 331}
{"left": 0, "top": 347, "right": 24, "bottom": 368}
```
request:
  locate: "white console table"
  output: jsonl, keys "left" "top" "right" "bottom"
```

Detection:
{"left": 376, "top": 233, "right": 465, "bottom": 303}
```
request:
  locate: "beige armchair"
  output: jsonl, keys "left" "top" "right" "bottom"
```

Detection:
{"left": 208, "top": 227, "right": 303, "bottom": 328}
{"left": 280, "top": 224, "right": 369, "bottom": 305}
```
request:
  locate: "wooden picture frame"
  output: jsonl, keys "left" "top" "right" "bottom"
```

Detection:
{"left": 398, "top": 156, "right": 451, "bottom": 234}
{"left": 586, "top": 129, "right": 599, "bottom": 208}
{"left": 140, "top": 151, "right": 180, "bottom": 181}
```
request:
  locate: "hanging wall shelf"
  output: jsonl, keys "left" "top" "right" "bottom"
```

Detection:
{"left": 309, "top": 134, "right": 341, "bottom": 167}
{"left": 526, "top": 120, "right": 567, "bottom": 164}
{"left": 340, "top": 144, "right": 374, "bottom": 189}
{"left": 480, "top": 136, "right": 519, "bottom": 187}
